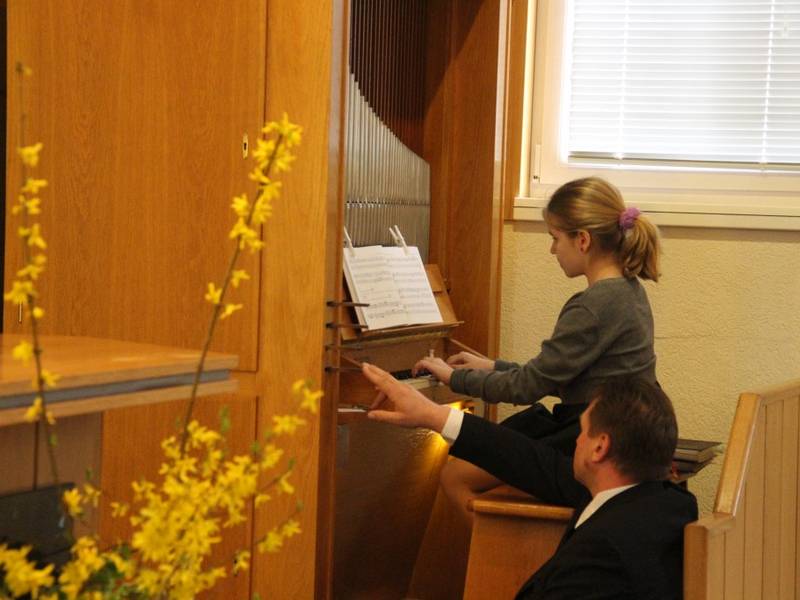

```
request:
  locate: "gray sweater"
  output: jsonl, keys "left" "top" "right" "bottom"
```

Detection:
{"left": 450, "top": 277, "right": 656, "bottom": 405}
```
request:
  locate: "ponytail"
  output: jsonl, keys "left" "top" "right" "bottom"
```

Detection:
{"left": 543, "top": 177, "right": 661, "bottom": 282}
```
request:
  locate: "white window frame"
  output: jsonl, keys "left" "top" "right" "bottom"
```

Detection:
{"left": 513, "top": 0, "right": 800, "bottom": 231}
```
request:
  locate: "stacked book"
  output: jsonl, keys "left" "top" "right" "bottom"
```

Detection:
{"left": 672, "top": 438, "right": 721, "bottom": 475}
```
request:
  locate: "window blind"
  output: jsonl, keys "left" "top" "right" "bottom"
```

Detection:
{"left": 566, "top": 0, "right": 800, "bottom": 169}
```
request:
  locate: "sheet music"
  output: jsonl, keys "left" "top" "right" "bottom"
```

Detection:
{"left": 343, "top": 245, "right": 442, "bottom": 330}
{"left": 343, "top": 246, "right": 408, "bottom": 330}
{"left": 383, "top": 247, "right": 442, "bottom": 324}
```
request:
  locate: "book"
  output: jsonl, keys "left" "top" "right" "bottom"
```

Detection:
{"left": 672, "top": 457, "right": 715, "bottom": 474}
{"left": 343, "top": 245, "right": 442, "bottom": 331}
{"left": 674, "top": 438, "right": 721, "bottom": 463}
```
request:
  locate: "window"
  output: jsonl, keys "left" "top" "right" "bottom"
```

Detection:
{"left": 515, "top": 0, "right": 800, "bottom": 229}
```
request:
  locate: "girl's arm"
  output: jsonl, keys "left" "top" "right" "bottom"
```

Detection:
{"left": 449, "top": 302, "right": 608, "bottom": 404}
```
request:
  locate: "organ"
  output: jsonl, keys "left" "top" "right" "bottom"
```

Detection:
{"left": 322, "top": 1, "right": 508, "bottom": 598}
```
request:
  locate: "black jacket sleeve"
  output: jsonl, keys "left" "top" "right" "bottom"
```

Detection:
{"left": 450, "top": 413, "right": 591, "bottom": 507}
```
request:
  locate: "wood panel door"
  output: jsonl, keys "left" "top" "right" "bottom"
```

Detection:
{"left": 5, "top": 0, "right": 266, "bottom": 370}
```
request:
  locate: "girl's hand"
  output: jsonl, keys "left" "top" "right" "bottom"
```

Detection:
{"left": 412, "top": 356, "right": 454, "bottom": 385}
{"left": 446, "top": 351, "right": 495, "bottom": 371}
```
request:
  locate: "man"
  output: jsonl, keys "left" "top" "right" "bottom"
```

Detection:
{"left": 361, "top": 364, "right": 697, "bottom": 599}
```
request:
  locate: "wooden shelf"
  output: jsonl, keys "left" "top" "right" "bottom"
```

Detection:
{"left": 0, "top": 335, "right": 237, "bottom": 427}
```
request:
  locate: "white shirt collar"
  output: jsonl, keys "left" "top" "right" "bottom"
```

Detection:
{"left": 574, "top": 483, "right": 638, "bottom": 529}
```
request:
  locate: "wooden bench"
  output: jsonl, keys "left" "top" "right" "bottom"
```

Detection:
{"left": 463, "top": 377, "right": 800, "bottom": 599}
{"left": 685, "top": 378, "right": 800, "bottom": 599}
{"left": 463, "top": 486, "right": 572, "bottom": 600}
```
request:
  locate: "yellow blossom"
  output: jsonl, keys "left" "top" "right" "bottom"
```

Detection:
{"left": 301, "top": 388, "right": 323, "bottom": 414}
{"left": 110, "top": 501, "right": 129, "bottom": 517}
{"left": 12, "top": 340, "right": 34, "bottom": 364}
{"left": 32, "top": 307, "right": 44, "bottom": 319}
{"left": 254, "top": 492, "right": 271, "bottom": 507}
{"left": 272, "top": 414, "right": 307, "bottom": 435}
{"left": 278, "top": 473, "right": 295, "bottom": 495}
{"left": 82, "top": 483, "right": 101, "bottom": 507}
{"left": 17, "top": 143, "right": 43, "bottom": 167}
{"left": 17, "top": 261, "right": 45, "bottom": 281}
{"left": 204, "top": 282, "right": 222, "bottom": 305}
{"left": 261, "top": 443, "right": 284, "bottom": 469}
{"left": 4, "top": 279, "right": 36, "bottom": 303}
{"left": 282, "top": 519, "right": 301, "bottom": 538}
{"left": 45, "top": 410, "right": 55, "bottom": 426}
{"left": 230, "top": 269, "right": 250, "bottom": 288}
{"left": 21, "top": 178, "right": 48, "bottom": 194}
{"left": 62, "top": 487, "right": 83, "bottom": 518}
{"left": 231, "top": 193, "right": 250, "bottom": 217}
{"left": 257, "top": 529, "right": 284, "bottom": 553}
{"left": 0, "top": 544, "right": 54, "bottom": 598}
{"left": 24, "top": 397, "right": 43, "bottom": 423}
{"left": 233, "top": 550, "right": 251, "bottom": 574}
{"left": 38, "top": 369, "right": 60, "bottom": 389}
{"left": 19, "top": 223, "right": 46, "bottom": 249}
{"left": 220, "top": 303, "right": 243, "bottom": 320}
{"left": 263, "top": 113, "right": 303, "bottom": 148}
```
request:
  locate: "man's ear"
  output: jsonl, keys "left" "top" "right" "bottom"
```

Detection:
{"left": 576, "top": 230, "right": 592, "bottom": 253}
{"left": 592, "top": 433, "right": 611, "bottom": 462}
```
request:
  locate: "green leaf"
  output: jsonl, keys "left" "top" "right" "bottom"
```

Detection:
{"left": 219, "top": 405, "right": 232, "bottom": 435}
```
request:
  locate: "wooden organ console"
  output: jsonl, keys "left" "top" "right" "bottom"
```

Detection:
{"left": 324, "top": 0, "right": 506, "bottom": 598}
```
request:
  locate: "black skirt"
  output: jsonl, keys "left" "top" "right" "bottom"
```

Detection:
{"left": 499, "top": 402, "right": 587, "bottom": 457}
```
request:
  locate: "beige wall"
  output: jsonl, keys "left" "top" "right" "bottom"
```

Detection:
{"left": 498, "top": 221, "right": 800, "bottom": 512}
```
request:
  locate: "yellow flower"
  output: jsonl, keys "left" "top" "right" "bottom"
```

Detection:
{"left": 231, "top": 193, "right": 250, "bottom": 217}
{"left": 263, "top": 113, "right": 303, "bottom": 148}
{"left": 230, "top": 269, "right": 250, "bottom": 288}
{"left": 32, "top": 306, "right": 45, "bottom": 319}
{"left": 257, "top": 529, "right": 284, "bottom": 553}
{"left": 278, "top": 473, "right": 295, "bottom": 495}
{"left": 220, "top": 303, "right": 243, "bottom": 320}
{"left": 39, "top": 369, "right": 60, "bottom": 389}
{"left": 45, "top": 410, "right": 56, "bottom": 425}
{"left": 19, "top": 223, "right": 47, "bottom": 249}
{"left": 110, "top": 501, "right": 129, "bottom": 517}
{"left": 24, "top": 397, "right": 43, "bottom": 423}
{"left": 301, "top": 388, "right": 323, "bottom": 414}
{"left": 17, "top": 261, "right": 45, "bottom": 281}
{"left": 282, "top": 518, "right": 301, "bottom": 538}
{"left": 12, "top": 340, "right": 34, "bottom": 364}
{"left": 272, "top": 414, "right": 307, "bottom": 435}
{"left": 4, "top": 279, "right": 36, "bottom": 303}
{"left": 261, "top": 444, "right": 284, "bottom": 469}
{"left": 232, "top": 550, "right": 251, "bottom": 574}
{"left": 254, "top": 492, "right": 271, "bottom": 507}
{"left": 17, "top": 142, "right": 43, "bottom": 167}
{"left": 21, "top": 177, "right": 48, "bottom": 194}
{"left": 82, "top": 483, "right": 101, "bottom": 507}
{"left": 204, "top": 282, "right": 222, "bottom": 305}
{"left": 62, "top": 487, "right": 83, "bottom": 518}
{"left": 0, "top": 544, "right": 54, "bottom": 598}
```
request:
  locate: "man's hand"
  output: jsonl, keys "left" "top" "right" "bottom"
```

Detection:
{"left": 362, "top": 363, "right": 450, "bottom": 432}
{"left": 412, "top": 356, "right": 454, "bottom": 384}
{"left": 446, "top": 351, "right": 495, "bottom": 371}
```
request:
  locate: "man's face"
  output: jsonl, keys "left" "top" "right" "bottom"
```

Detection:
{"left": 572, "top": 402, "right": 599, "bottom": 486}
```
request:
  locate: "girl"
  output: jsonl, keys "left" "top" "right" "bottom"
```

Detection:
{"left": 413, "top": 176, "right": 662, "bottom": 524}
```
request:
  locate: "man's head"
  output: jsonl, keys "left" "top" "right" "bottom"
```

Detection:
{"left": 573, "top": 377, "right": 677, "bottom": 490}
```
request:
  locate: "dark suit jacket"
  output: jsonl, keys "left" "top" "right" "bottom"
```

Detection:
{"left": 450, "top": 413, "right": 698, "bottom": 599}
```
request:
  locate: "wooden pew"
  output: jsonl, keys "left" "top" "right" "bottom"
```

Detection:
{"left": 684, "top": 378, "right": 800, "bottom": 599}
{"left": 463, "top": 486, "right": 572, "bottom": 600}
{"left": 464, "top": 377, "right": 800, "bottom": 599}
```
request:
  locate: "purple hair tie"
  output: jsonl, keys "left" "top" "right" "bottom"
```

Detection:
{"left": 619, "top": 206, "right": 641, "bottom": 231}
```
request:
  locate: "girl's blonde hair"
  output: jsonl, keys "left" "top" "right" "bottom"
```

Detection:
{"left": 543, "top": 177, "right": 661, "bottom": 282}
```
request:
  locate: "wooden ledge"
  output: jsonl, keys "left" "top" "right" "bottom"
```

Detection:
{"left": 469, "top": 485, "right": 574, "bottom": 521}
